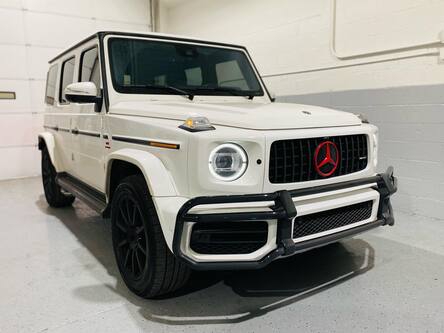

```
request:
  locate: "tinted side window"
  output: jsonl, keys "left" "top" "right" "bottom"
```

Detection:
{"left": 59, "top": 57, "right": 76, "bottom": 103}
{"left": 45, "top": 64, "right": 58, "bottom": 105}
{"left": 80, "top": 47, "right": 100, "bottom": 90}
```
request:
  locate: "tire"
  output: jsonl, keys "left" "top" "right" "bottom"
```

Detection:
{"left": 41, "top": 145, "right": 75, "bottom": 207}
{"left": 111, "top": 174, "right": 191, "bottom": 298}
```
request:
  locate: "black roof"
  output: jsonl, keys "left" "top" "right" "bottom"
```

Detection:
{"left": 49, "top": 31, "right": 246, "bottom": 63}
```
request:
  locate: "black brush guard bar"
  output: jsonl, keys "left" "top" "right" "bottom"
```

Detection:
{"left": 173, "top": 167, "right": 397, "bottom": 270}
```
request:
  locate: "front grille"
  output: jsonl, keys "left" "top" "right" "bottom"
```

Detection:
{"left": 190, "top": 221, "right": 268, "bottom": 255}
{"left": 269, "top": 134, "right": 368, "bottom": 183}
{"left": 292, "top": 201, "right": 373, "bottom": 239}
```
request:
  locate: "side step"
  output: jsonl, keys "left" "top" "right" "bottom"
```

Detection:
{"left": 56, "top": 173, "right": 107, "bottom": 214}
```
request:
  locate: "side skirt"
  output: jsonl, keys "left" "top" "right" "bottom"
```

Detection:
{"left": 56, "top": 173, "right": 107, "bottom": 214}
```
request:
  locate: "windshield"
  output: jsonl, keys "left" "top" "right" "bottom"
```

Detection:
{"left": 108, "top": 37, "right": 264, "bottom": 97}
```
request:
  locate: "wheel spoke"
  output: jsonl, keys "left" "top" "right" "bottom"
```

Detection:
{"left": 137, "top": 243, "right": 147, "bottom": 256}
{"left": 119, "top": 205, "right": 130, "bottom": 226}
{"left": 124, "top": 199, "right": 130, "bottom": 223}
{"left": 123, "top": 247, "right": 131, "bottom": 268}
{"left": 131, "top": 248, "right": 136, "bottom": 274}
{"left": 135, "top": 250, "right": 143, "bottom": 273}
{"left": 116, "top": 221, "right": 127, "bottom": 233}
{"left": 132, "top": 203, "right": 137, "bottom": 226}
{"left": 117, "top": 239, "right": 128, "bottom": 248}
{"left": 135, "top": 226, "right": 144, "bottom": 235}
{"left": 126, "top": 200, "right": 135, "bottom": 226}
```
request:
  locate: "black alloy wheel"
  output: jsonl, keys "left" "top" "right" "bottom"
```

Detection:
{"left": 111, "top": 175, "right": 190, "bottom": 298}
{"left": 113, "top": 194, "right": 148, "bottom": 281}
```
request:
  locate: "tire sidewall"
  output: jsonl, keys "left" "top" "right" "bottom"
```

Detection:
{"left": 41, "top": 146, "right": 55, "bottom": 197}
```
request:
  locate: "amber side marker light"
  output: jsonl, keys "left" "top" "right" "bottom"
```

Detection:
{"left": 0, "top": 91, "right": 16, "bottom": 100}
{"left": 148, "top": 141, "right": 180, "bottom": 150}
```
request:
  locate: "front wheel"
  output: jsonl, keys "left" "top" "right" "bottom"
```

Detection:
{"left": 111, "top": 175, "right": 190, "bottom": 298}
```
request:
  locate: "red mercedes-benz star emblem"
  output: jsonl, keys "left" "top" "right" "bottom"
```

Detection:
{"left": 314, "top": 141, "right": 339, "bottom": 177}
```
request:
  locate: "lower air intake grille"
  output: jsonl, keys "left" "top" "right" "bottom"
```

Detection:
{"left": 190, "top": 221, "right": 268, "bottom": 255}
{"left": 293, "top": 201, "right": 373, "bottom": 239}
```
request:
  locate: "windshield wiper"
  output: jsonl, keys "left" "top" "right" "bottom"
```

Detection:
{"left": 132, "top": 84, "right": 194, "bottom": 100}
{"left": 196, "top": 87, "right": 256, "bottom": 100}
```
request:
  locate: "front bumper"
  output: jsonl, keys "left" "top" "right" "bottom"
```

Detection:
{"left": 173, "top": 167, "right": 397, "bottom": 270}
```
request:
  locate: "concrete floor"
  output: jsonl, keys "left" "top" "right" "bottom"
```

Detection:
{"left": 1, "top": 177, "right": 444, "bottom": 333}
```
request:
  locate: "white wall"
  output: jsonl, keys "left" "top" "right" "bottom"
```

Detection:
{"left": 0, "top": 0, "right": 151, "bottom": 180}
{"left": 161, "top": 0, "right": 444, "bottom": 92}
{"left": 161, "top": 0, "right": 444, "bottom": 219}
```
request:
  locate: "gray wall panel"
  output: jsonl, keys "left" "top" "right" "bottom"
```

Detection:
{"left": 280, "top": 85, "right": 444, "bottom": 219}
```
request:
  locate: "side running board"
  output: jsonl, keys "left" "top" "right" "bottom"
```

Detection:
{"left": 56, "top": 173, "right": 107, "bottom": 214}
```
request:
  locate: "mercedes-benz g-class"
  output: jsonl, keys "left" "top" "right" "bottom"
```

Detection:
{"left": 38, "top": 31, "right": 397, "bottom": 298}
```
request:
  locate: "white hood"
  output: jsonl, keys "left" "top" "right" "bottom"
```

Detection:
{"left": 111, "top": 101, "right": 361, "bottom": 130}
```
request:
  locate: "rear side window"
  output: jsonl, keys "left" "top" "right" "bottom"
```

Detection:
{"left": 45, "top": 64, "right": 58, "bottom": 105}
{"left": 79, "top": 47, "right": 101, "bottom": 90}
{"left": 59, "top": 57, "right": 76, "bottom": 103}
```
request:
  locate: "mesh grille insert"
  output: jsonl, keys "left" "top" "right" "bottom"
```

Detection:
{"left": 190, "top": 221, "right": 268, "bottom": 255}
{"left": 293, "top": 201, "right": 373, "bottom": 239}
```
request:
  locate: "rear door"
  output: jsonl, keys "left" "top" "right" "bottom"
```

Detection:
{"left": 52, "top": 56, "right": 77, "bottom": 175}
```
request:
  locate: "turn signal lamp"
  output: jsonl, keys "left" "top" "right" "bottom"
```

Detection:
{"left": 180, "top": 116, "right": 215, "bottom": 132}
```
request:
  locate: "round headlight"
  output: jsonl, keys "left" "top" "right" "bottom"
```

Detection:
{"left": 208, "top": 143, "right": 248, "bottom": 181}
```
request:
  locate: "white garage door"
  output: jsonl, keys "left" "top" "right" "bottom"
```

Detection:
{"left": 0, "top": 0, "right": 151, "bottom": 180}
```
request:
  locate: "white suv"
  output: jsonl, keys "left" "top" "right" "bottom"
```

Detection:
{"left": 38, "top": 31, "right": 397, "bottom": 298}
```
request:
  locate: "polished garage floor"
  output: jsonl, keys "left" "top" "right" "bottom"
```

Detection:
{"left": 1, "top": 177, "right": 444, "bottom": 333}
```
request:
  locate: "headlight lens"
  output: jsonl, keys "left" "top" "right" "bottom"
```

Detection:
{"left": 208, "top": 143, "right": 248, "bottom": 181}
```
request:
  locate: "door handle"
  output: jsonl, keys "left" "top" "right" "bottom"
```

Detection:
{"left": 72, "top": 128, "right": 79, "bottom": 135}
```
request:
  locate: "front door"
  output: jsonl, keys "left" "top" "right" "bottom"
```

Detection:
{"left": 71, "top": 45, "right": 106, "bottom": 191}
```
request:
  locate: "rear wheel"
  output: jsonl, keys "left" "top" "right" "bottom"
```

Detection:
{"left": 111, "top": 174, "right": 190, "bottom": 298}
{"left": 41, "top": 145, "right": 75, "bottom": 207}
